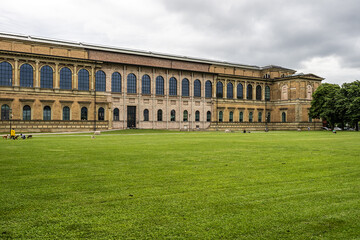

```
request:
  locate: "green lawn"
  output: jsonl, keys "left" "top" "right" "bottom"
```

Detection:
{"left": 1, "top": 131, "right": 359, "bottom": 239}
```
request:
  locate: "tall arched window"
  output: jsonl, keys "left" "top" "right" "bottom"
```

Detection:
{"left": 23, "top": 105, "right": 31, "bottom": 120}
{"left": 307, "top": 85, "right": 313, "bottom": 100}
{"left": 143, "top": 109, "right": 149, "bottom": 121}
{"left": 113, "top": 108, "right": 119, "bottom": 121}
{"left": 227, "top": 82, "right": 233, "bottom": 99}
{"left": 20, "top": 64, "right": 33, "bottom": 87}
{"left": 219, "top": 111, "right": 223, "bottom": 122}
{"left": 205, "top": 81, "right": 212, "bottom": 98}
{"left": 265, "top": 86, "right": 270, "bottom": 101}
{"left": 216, "top": 82, "right": 223, "bottom": 98}
{"left": 98, "top": 107, "right": 105, "bottom": 120}
{"left": 229, "top": 111, "right": 233, "bottom": 122}
{"left": 182, "top": 78, "right": 189, "bottom": 96}
{"left": 63, "top": 106, "right": 70, "bottom": 120}
{"left": 267, "top": 112, "right": 271, "bottom": 123}
{"left": 281, "top": 85, "right": 288, "bottom": 100}
{"left": 81, "top": 107, "right": 88, "bottom": 120}
{"left": 170, "top": 110, "right": 176, "bottom": 121}
{"left": 95, "top": 70, "right": 106, "bottom": 92}
{"left": 239, "top": 112, "right": 243, "bottom": 122}
{"left": 127, "top": 73, "right": 137, "bottom": 93}
{"left": 195, "top": 110, "right": 200, "bottom": 122}
{"left": 282, "top": 112, "right": 286, "bottom": 122}
{"left": 169, "top": 77, "right": 177, "bottom": 96}
{"left": 60, "top": 67, "right": 72, "bottom": 90}
{"left": 111, "top": 72, "right": 121, "bottom": 92}
{"left": 142, "top": 75, "right": 151, "bottom": 94}
{"left": 78, "top": 69, "right": 89, "bottom": 91}
{"left": 256, "top": 85, "right": 262, "bottom": 100}
{"left": 43, "top": 106, "right": 51, "bottom": 120}
{"left": 157, "top": 109, "right": 163, "bottom": 121}
{"left": 237, "top": 83, "right": 243, "bottom": 99}
{"left": 1, "top": 104, "right": 10, "bottom": 120}
{"left": 249, "top": 112, "right": 253, "bottom": 122}
{"left": 156, "top": 76, "right": 164, "bottom": 95}
{"left": 40, "top": 65, "right": 53, "bottom": 89}
{"left": 183, "top": 110, "right": 188, "bottom": 122}
{"left": 247, "top": 84, "right": 253, "bottom": 100}
{"left": 194, "top": 80, "right": 201, "bottom": 97}
{"left": 207, "top": 111, "right": 211, "bottom": 122}
{"left": 258, "top": 112, "right": 262, "bottom": 122}
{"left": 0, "top": 62, "right": 12, "bottom": 86}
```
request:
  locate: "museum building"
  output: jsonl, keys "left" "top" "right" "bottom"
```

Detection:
{"left": 0, "top": 32, "right": 323, "bottom": 132}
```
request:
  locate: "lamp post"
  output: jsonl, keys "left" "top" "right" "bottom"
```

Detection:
{"left": 9, "top": 108, "right": 12, "bottom": 135}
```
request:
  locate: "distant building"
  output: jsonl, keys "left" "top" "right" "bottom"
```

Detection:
{"left": 0, "top": 32, "right": 323, "bottom": 132}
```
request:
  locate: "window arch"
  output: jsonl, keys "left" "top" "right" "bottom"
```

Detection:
{"left": 169, "top": 77, "right": 177, "bottom": 96}
{"left": 265, "top": 86, "right": 270, "bottom": 101}
{"left": 127, "top": 73, "right": 137, "bottom": 93}
{"left": 143, "top": 109, "right": 149, "bottom": 121}
{"left": 227, "top": 82, "right": 233, "bottom": 99}
{"left": 0, "top": 62, "right": 12, "bottom": 86}
{"left": 194, "top": 79, "right": 201, "bottom": 97}
{"left": 229, "top": 111, "right": 233, "bottom": 122}
{"left": 43, "top": 106, "right": 51, "bottom": 120}
{"left": 156, "top": 76, "right": 164, "bottom": 95}
{"left": 239, "top": 112, "right": 243, "bottom": 122}
{"left": 206, "top": 111, "right": 211, "bottom": 122}
{"left": 60, "top": 67, "right": 72, "bottom": 90}
{"left": 20, "top": 64, "right": 33, "bottom": 87}
{"left": 307, "top": 85, "right": 313, "bottom": 100}
{"left": 170, "top": 110, "right": 176, "bottom": 121}
{"left": 195, "top": 110, "right": 200, "bottom": 122}
{"left": 98, "top": 107, "right": 105, "bottom": 120}
{"left": 113, "top": 108, "right": 119, "bottom": 121}
{"left": 95, "top": 70, "right": 106, "bottom": 92}
{"left": 247, "top": 84, "right": 253, "bottom": 100}
{"left": 81, "top": 107, "right": 88, "bottom": 120}
{"left": 183, "top": 110, "right": 188, "bottom": 122}
{"left": 40, "top": 65, "right": 53, "bottom": 89}
{"left": 78, "top": 69, "right": 89, "bottom": 91}
{"left": 216, "top": 82, "right": 223, "bottom": 98}
{"left": 258, "top": 112, "right": 262, "bottom": 122}
{"left": 142, "top": 75, "right": 151, "bottom": 94}
{"left": 256, "top": 85, "right": 262, "bottom": 100}
{"left": 63, "top": 106, "right": 70, "bottom": 120}
{"left": 157, "top": 109, "right": 163, "bottom": 121}
{"left": 281, "top": 85, "right": 288, "bottom": 100}
{"left": 249, "top": 112, "right": 253, "bottom": 122}
{"left": 237, "top": 83, "right": 243, "bottom": 99}
{"left": 205, "top": 80, "right": 212, "bottom": 98}
{"left": 23, "top": 105, "right": 31, "bottom": 120}
{"left": 182, "top": 78, "right": 189, "bottom": 97}
{"left": 219, "top": 111, "right": 223, "bottom": 122}
{"left": 1, "top": 104, "right": 10, "bottom": 120}
{"left": 282, "top": 112, "right": 286, "bottom": 122}
{"left": 111, "top": 72, "right": 121, "bottom": 92}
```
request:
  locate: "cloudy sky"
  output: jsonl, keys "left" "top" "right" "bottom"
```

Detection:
{"left": 1, "top": 0, "right": 359, "bottom": 84}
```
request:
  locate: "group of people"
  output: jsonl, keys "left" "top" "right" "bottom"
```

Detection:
{"left": 9, "top": 128, "right": 28, "bottom": 140}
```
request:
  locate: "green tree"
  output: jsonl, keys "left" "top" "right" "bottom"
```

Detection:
{"left": 338, "top": 80, "right": 360, "bottom": 131}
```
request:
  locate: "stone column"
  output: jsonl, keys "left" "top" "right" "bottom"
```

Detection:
{"left": 253, "top": 83, "right": 256, "bottom": 100}
{"left": 224, "top": 80, "right": 227, "bottom": 99}
{"left": 35, "top": 60, "right": 40, "bottom": 88}
{"left": 212, "top": 78, "right": 217, "bottom": 98}
{"left": 262, "top": 83, "right": 265, "bottom": 100}
{"left": 244, "top": 81, "right": 247, "bottom": 100}
{"left": 55, "top": 63, "right": 59, "bottom": 89}
{"left": 233, "top": 81, "right": 236, "bottom": 99}
{"left": 73, "top": 65, "right": 77, "bottom": 90}
{"left": 14, "top": 59, "right": 19, "bottom": 87}
{"left": 91, "top": 66, "right": 95, "bottom": 91}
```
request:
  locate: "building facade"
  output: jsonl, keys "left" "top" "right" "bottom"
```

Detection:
{"left": 0, "top": 33, "right": 323, "bottom": 132}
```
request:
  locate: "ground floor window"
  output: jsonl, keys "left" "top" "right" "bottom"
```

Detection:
{"left": 81, "top": 107, "right": 88, "bottom": 120}
{"left": 183, "top": 110, "right": 188, "bottom": 122}
{"left": 113, "top": 108, "right": 119, "bottom": 121}
{"left": 239, "top": 112, "right": 243, "bottom": 122}
{"left": 206, "top": 111, "right": 211, "bottom": 122}
{"left": 195, "top": 111, "right": 200, "bottom": 122}
{"left": 157, "top": 109, "right": 162, "bottom": 121}
{"left": 43, "top": 106, "right": 51, "bottom": 120}
{"left": 63, "top": 106, "right": 70, "bottom": 120}
{"left": 282, "top": 112, "right": 286, "bottom": 123}
{"left": 171, "top": 110, "right": 176, "bottom": 121}
{"left": 258, "top": 112, "right": 262, "bottom": 122}
{"left": 144, "top": 109, "right": 149, "bottom": 121}
{"left": 229, "top": 111, "right": 233, "bottom": 122}
{"left": 1, "top": 104, "right": 10, "bottom": 120}
{"left": 98, "top": 107, "right": 104, "bottom": 121}
{"left": 23, "top": 105, "right": 31, "bottom": 120}
{"left": 219, "top": 111, "right": 223, "bottom": 122}
{"left": 249, "top": 112, "right": 253, "bottom": 122}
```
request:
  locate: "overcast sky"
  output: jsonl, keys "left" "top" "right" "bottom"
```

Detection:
{"left": 1, "top": 0, "right": 359, "bottom": 84}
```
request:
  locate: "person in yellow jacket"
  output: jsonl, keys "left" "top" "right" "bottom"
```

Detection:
{"left": 10, "top": 128, "right": 15, "bottom": 140}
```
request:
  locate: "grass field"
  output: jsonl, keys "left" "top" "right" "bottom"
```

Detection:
{"left": 1, "top": 131, "right": 359, "bottom": 239}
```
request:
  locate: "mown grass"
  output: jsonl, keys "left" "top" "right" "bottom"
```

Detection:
{"left": 0, "top": 131, "right": 359, "bottom": 239}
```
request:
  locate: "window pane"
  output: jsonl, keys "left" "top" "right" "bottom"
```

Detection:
{"left": 127, "top": 73, "right": 137, "bottom": 93}
{"left": 78, "top": 69, "right": 89, "bottom": 91}
{"left": 112, "top": 72, "right": 121, "bottom": 92}
{"left": 142, "top": 75, "right": 151, "bottom": 94}
{"left": 40, "top": 65, "right": 53, "bottom": 89}
{"left": 216, "top": 82, "right": 223, "bottom": 98}
{"left": 60, "top": 67, "right": 72, "bottom": 90}
{"left": 0, "top": 62, "right": 12, "bottom": 86}
{"left": 194, "top": 80, "right": 201, "bottom": 97}
{"left": 156, "top": 76, "right": 164, "bottom": 95}
{"left": 205, "top": 81, "right": 212, "bottom": 98}
{"left": 95, "top": 71, "right": 106, "bottom": 92}
{"left": 169, "top": 77, "right": 177, "bottom": 96}
{"left": 237, "top": 83, "right": 243, "bottom": 99}
{"left": 227, "top": 82, "right": 233, "bottom": 99}
{"left": 182, "top": 78, "right": 189, "bottom": 96}
{"left": 20, "top": 64, "right": 33, "bottom": 87}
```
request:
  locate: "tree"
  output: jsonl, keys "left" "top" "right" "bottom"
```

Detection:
{"left": 338, "top": 80, "right": 360, "bottom": 131}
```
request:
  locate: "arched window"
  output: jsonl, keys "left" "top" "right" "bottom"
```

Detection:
{"left": 256, "top": 85, "right": 262, "bottom": 100}
{"left": 216, "top": 82, "right": 223, "bottom": 98}
{"left": 40, "top": 65, "right": 53, "bottom": 89}
{"left": 195, "top": 110, "right": 200, "bottom": 122}
{"left": 281, "top": 85, "right": 288, "bottom": 100}
{"left": 98, "top": 107, "right": 105, "bottom": 120}
{"left": 258, "top": 112, "right": 262, "bottom": 122}
{"left": 265, "top": 86, "right": 270, "bottom": 101}
{"left": 219, "top": 111, "right": 223, "bottom": 122}
{"left": 78, "top": 69, "right": 89, "bottom": 91}
{"left": 182, "top": 78, "right": 189, "bottom": 97}
{"left": 205, "top": 81, "right": 212, "bottom": 98}
{"left": 63, "top": 106, "right": 70, "bottom": 120}
{"left": 144, "top": 109, "right": 149, "bottom": 121}
{"left": 142, "top": 75, "right": 151, "bottom": 94}
{"left": 207, "top": 111, "right": 211, "bottom": 122}
{"left": 194, "top": 80, "right": 201, "bottom": 97}
{"left": 237, "top": 83, "right": 243, "bottom": 99}
{"left": 309, "top": 115, "right": 312, "bottom": 123}
{"left": 169, "top": 77, "right": 177, "bottom": 96}
{"left": 127, "top": 73, "right": 137, "bottom": 93}
{"left": 60, "top": 67, "right": 72, "bottom": 90}
{"left": 247, "top": 84, "right": 253, "bottom": 100}
{"left": 95, "top": 70, "right": 106, "bottom": 92}
{"left": 282, "top": 112, "right": 286, "bottom": 122}
{"left": 249, "top": 112, "right": 253, "bottom": 122}
{"left": 81, "top": 107, "right": 88, "bottom": 120}
{"left": 43, "top": 106, "right": 51, "bottom": 120}
{"left": 0, "top": 62, "right": 12, "bottom": 86}
{"left": 156, "top": 76, "right": 164, "bottom": 95}
{"left": 170, "top": 110, "right": 176, "bottom": 121}
{"left": 239, "top": 112, "right": 243, "bottom": 122}
{"left": 1, "top": 104, "right": 10, "bottom": 120}
{"left": 267, "top": 112, "right": 271, "bottom": 123}
{"left": 20, "top": 64, "right": 33, "bottom": 87}
{"left": 183, "top": 110, "right": 188, "bottom": 122}
{"left": 307, "top": 85, "right": 313, "bottom": 100}
{"left": 229, "top": 111, "right": 233, "bottom": 122}
{"left": 157, "top": 109, "right": 163, "bottom": 121}
{"left": 113, "top": 108, "right": 119, "bottom": 121}
{"left": 111, "top": 72, "right": 121, "bottom": 92}
{"left": 227, "top": 82, "right": 233, "bottom": 99}
{"left": 23, "top": 105, "right": 31, "bottom": 120}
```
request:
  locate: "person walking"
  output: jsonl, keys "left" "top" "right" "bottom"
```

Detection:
{"left": 10, "top": 128, "right": 16, "bottom": 140}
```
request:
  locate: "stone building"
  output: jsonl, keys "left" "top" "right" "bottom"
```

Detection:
{"left": 0, "top": 32, "right": 323, "bottom": 132}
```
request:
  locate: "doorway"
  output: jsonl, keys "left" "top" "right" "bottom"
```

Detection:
{"left": 127, "top": 106, "right": 136, "bottom": 128}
